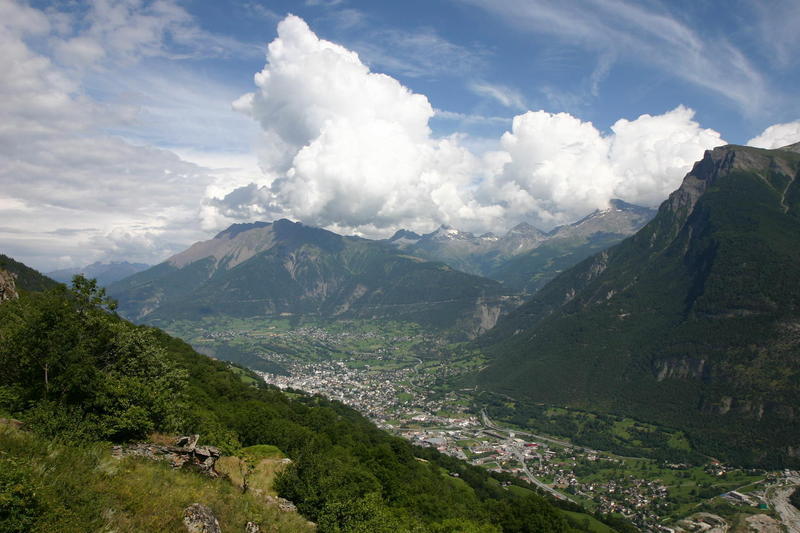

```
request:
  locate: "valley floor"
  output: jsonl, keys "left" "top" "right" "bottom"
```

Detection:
{"left": 158, "top": 316, "right": 799, "bottom": 532}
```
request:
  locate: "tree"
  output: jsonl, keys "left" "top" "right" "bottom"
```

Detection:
{"left": 0, "top": 276, "right": 186, "bottom": 441}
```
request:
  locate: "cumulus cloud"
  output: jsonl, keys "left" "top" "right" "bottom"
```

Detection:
{"left": 225, "top": 15, "right": 496, "bottom": 234}
{"left": 747, "top": 120, "right": 800, "bottom": 149}
{"left": 219, "top": 15, "right": 726, "bottom": 235}
{"left": 477, "top": 106, "right": 724, "bottom": 226}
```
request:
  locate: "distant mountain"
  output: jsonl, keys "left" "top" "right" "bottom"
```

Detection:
{"left": 387, "top": 200, "right": 655, "bottom": 293}
{"left": 0, "top": 253, "right": 60, "bottom": 292}
{"left": 109, "top": 219, "right": 515, "bottom": 336}
{"left": 48, "top": 261, "right": 150, "bottom": 286}
{"left": 479, "top": 143, "right": 800, "bottom": 467}
{"left": 489, "top": 200, "right": 656, "bottom": 293}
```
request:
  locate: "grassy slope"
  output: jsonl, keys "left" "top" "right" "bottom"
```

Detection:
{"left": 0, "top": 425, "right": 313, "bottom": 532}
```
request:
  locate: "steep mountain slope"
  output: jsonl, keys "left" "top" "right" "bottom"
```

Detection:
{"left": 479, "top": 143, "right": 800, "bottom": 467}
{"left": 109, "top": 219, "right": 513, "bottom": 335}
{"left": 0, "top": 253, "right": 60, "bottom": 292}
{"left": 488, "top": 200, "right": 655, "bottom": 293}
{"left": 48, "top": 261, "right": 150, "bottom": 286}
{"left": 388, "top": 200, "right": 655, "bottom": 292}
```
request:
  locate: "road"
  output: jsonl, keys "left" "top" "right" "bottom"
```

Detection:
{"left": 765, "top": 478, "right": 800, "bottom": 533}
{"left": 480, "top": 409, "right": 575, "bottom": 502}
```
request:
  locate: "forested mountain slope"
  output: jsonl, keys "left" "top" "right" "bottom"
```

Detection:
{"left": 0, "top": 253, "right": 60, "bottom": 292}
{"left": 479, "top": 143, "right": 800, "bottom": 467}
{"left": 109, "top": 219, "right": 514, "bottom": 336}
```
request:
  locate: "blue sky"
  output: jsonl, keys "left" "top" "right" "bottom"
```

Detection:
{"left": 167, "top": 0, "right": 800, "bottom": 143}
{"left": 3, "top": 0, "right": 800, "bottom": 270}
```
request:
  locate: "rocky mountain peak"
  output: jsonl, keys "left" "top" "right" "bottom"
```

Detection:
{"left": 214, "top": 221, "right": 272, "bottom": 240}
{"left": 388, "top": 229, "right": 422, "bottom": 242}
{"left": 507, "top": 221, "right": 545, "bottom": 237}
{"left": 428, "top": 225, "right": 474, "bottom": 241}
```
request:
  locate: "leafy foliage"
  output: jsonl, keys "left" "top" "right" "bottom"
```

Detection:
{"left": 0, "top": 457, "right": 43, "bottom": 533}
{"left": 0, "top": 276, "right": 186, "bottom": 442}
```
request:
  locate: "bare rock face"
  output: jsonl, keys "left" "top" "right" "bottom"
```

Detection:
{"left": 183, "top": 503, "right": 221, "bottom": 533}
{"left": 0, "top": 269, "right": 18, "bottom": 302}
{"left": 264, "top": 495, "right": 298, "bottom": 513}
{"left": 112, "top": 434, "right": 220, "bottom": 476}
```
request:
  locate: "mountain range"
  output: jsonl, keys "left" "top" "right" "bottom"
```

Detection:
{"left": 47, "top": 261, "right": 150, "bottom": 287}
{"left": 478, "top": 143, "right": 800, "bottom": 467}
{"left": 387, "top": 199, "right": 655, "bottom": 293}
{"left": 108, "top": 219, "right": 516, "bottom": 336}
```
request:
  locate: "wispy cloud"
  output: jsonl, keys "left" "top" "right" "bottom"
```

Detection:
{"left": 749, "top": 0, "right": 800, "bottom": 69}
{"left": 434, "top": 109, "right": 511, "bottom": 126}
{"left": 469, "top": 82, "right": 527, "bottom": 110}
{"left": 458, "top": 0, "right": 771, "bottom": 115}
{"left": 352, "top": 27, "right": 489, "bottom": 79}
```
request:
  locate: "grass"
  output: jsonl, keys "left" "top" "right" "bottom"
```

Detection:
{"left": 560, "top": 510, "right": 617, "bottom": 533}
{"left": 0, "top": 425, "right": 313, "bottom": 532}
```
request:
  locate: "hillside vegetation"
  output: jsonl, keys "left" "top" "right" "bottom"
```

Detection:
{"left": 479, "top": 144, "right": 800, "bottom": 468}
{"left": 0, "top": 275, "right": 621, "bottom": 532}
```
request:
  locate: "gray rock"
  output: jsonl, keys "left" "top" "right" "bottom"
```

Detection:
{"left": 0, "top": 270, "right": 18, "bottom": 302}
{"left": 112, "top": 435, "right": 220, "bottom": 476}
{"left": 244, "top": 522, "right": 260, "bottom": 533}
{"left": 183, "top": 503, "right": 221, "bottom": 533}
{"left": 176, "top": 434, "right": 200, "bottom": 450}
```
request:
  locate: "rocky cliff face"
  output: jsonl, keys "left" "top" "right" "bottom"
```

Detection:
{"left": 0, "top": 269, "right": 18, "bottom": 302}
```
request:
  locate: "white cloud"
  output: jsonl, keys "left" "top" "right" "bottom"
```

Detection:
{"left": 351, "top": 27, "right": 487, "bottom": 79}
{"left": 51, "top": 0, "right": 259, "bottom": 69}
{"left": 0, "top": 0, "right": 236, "bottom": 271}
{"left": 470, "top": 82, "right": 526, "bottom": 110}
{"left": 480, "top": 106, "right": 725, "bottom": 226}
{"left": 217, "top": 15, "right": 725, "bottom": 237}
{"left": 746, "top": 121, "right": 800, "bottom": 149}
{"left": 224, "top": 15, "right": 498, "bottom": 234}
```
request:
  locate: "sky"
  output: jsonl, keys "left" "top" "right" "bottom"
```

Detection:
{"left": 2, "top": 0, "right": 800, "bottom": 272}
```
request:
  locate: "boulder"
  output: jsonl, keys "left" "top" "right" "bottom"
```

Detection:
{"left": 183, "top": 503, "right": 221, "bottom": 533}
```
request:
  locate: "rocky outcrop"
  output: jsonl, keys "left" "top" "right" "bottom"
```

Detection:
{"left": 653, "top": 357, "right": 708, "bottom": 381}
{"left": 183, "top": 503, "right": 221, "bottom": 533}
{"left": 112, "top": 434, "right": 220, "bottom": 476}
{"left": 264, "top": 495, "right": 298, "bottom": 513}
{"left": 0, "top": 269, "right": 18, "bottom": 302}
